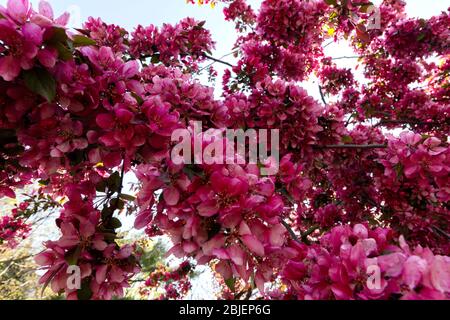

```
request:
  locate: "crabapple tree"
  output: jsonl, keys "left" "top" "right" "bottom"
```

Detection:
{"left": 0, "top": 0, "right": 449, "bottom": 300}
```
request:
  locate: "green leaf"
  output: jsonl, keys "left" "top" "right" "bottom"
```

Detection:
{"left": 102, "top": 232, "right": 118, "bottom": 241}
{"left": 38, "top": 179, "right": 50, "bottom": 186}
{"left": 359, "top": 4, "right": 373, "bottom": 13}
{"left": 96, "top": 180, "right": 107, "bottom": 193}
{"left": 324, "top": 0, "right": 337, "bottom": 5}
{"left": 101, "top": 206, "right": 114, "bottom": 221}
{"left": 65, "top": 246, "right": 81, "bottom": 265}
{"left": 72, "top": 35, "right": 97, "bottom": 47}
{"left": 54, "top": 42, "right": 73, "bottom": 61}
{"left": 394, "top": 163, "right": 404, "bottom": 179}
{"left": 23, "top": 68, "right": 56, "bottom": 102}
{"left": 107, "top": 172, "right": 121, "bottom": 192}
{"left": 47, "top": 27, "right": 69, "bottom": 45}
{"left": 225, "top": 278, "right": 236, "bottom": 292}
{"left": 116, "top": 198, "right": 125, "bottom": 210}
{"left": 120, "top": 193, "right": 136, "bottom": 202}
{"left": 151, "top": 54, "right": 160, "bottom": 64}
{"left": 279, "top": 187, "right": 295, "bottom": 205}
{"left": 41, "top": 264, "right": 65, "bottom": 297}
{"left": 131, "top": 92, "right": 144, "bottom": 105}
{"left": 341, "top": 135, "right": 353, "bottom": 144}
{"left": 110, "top": 217, "right": 122, "bottom": 229}
{"left": 77, "top": 278, "right": 93, "bottom": 300}
{"left": 74, "top": 28, "right": 91, "bottom": 36}
{"left": 45, "top": 27, "right": 73, "bottom": 61}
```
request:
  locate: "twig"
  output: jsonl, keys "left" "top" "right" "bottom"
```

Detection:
{"left": 374, "top": 119, "right": 443, "bottom": 128}
{"left": 280, "top": 219, "right": 302, "bottom": 244}
{"left": 432, "top": 226, "right": 450, "bottom": 239}
{"left": 323, "top": 40, "right": 334, "bottom": 48}
{"left": 332, "top": 55, "right": 361, "bottom": 60}
{"left": 302, "top": 225, "right": 319, "bottom": 241}
{"left": 203, "top": 54, "right": 234, "bottom": 68}
{"left": 345, "top": 113, "right": 355, "bottom": 127}
{"left": 318, "top": 85, "right": 327, "bottom": 105}
{"left": 198, "top": 51, "right": 237, "bottom": 73}
{"left": 117, "top": 158, "right": 126, "bottom": 199}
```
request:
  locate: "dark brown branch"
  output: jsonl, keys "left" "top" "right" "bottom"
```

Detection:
{"left": 318, "top": 85, "right": 327, "bottom": 105}
{"left": 374, "top": 119, "right": 443, "bottom": 128}
{"left": 198, "top": 50, "right": 238, "bottom": 73}
{"left": 280, "top": 219, "right": 302, "bottom": 244}
{"left": 203, "top": 54, "right": 234, "bottom": 68}
{"left": 302, "top": 225, "right": 320, "bottom": 241}
{"left": 432, "top": 226, "right": 450, "bottom": 240}
{"left": 117, "top": 157, "right": 126, "bottom": 198}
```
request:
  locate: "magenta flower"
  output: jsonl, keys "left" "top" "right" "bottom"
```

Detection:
{"left": 31, "top": 1, "right": 70, "bottom": 27}
{"left": 0, "top": 0, "right": 31, "bottom": 25}
{"left": 142, "top": 97, "right": 180, "bottom": 137}
{"left": 0, "top": 20, "right": 43, "bottom": 81}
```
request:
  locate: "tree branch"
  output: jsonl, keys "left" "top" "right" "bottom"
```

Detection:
{"left": 332, "top": 55, "right": 361, "bottom": 60}
{"left": 302, "top": 225, "right": 319, "bottom": 241}
{"left": 318, "top": 85, "right": 327, "bottom": 105}
{"left": 374, "top": 119, "right": 442, "bottom": 128}
{"left": 280, "top": 219, "right": 302, "bottom": 244}
{"left": 198, "top": 50, "right": 238, "bottom": 73}
{"left": 117, "top": 158, "right": 126, "bottom": 199}
{"left": 203, "top": 54, "right": 234, "bottom": 68}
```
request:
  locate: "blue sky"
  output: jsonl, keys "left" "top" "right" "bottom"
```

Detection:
{"left": 2, "top": 0, "right": 445, "bottom": 99}
{"left": 2, "top": 0, "right": 449, "bottom": 62}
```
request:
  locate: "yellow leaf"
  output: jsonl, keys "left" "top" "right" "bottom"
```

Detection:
{"left": 328, "top": 27, "right": 335, "bottom": 36}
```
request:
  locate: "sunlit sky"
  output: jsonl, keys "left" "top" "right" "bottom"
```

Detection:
{"left": 1, "top": 0, "right": 449, "bottom": 99}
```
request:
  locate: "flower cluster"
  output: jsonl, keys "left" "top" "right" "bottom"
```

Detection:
{"left": 142, "top": 261, "right": 193, "bottom": 300}
{"left": 318, "top": 58, "right": 355, "bottom": 95}
{"left": 135, "top": 157, "right": 292, "bottom": 293}
{"left": 0, "top": 211, "right": 30, "bottom": 248}
{"left": 223, "top": 0, "right": 256, "bottom": 32}
{"left": 35, "top": 196, "right": 139, "bottom": 300}
{"left": 384, "top": 11, "right": 450, "bottom": 60}
{"left": 281, "top": 224, "right": 450, "bottom": 300}
{"left": 130, "top": 18, "right": 215, "bottom": 70}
